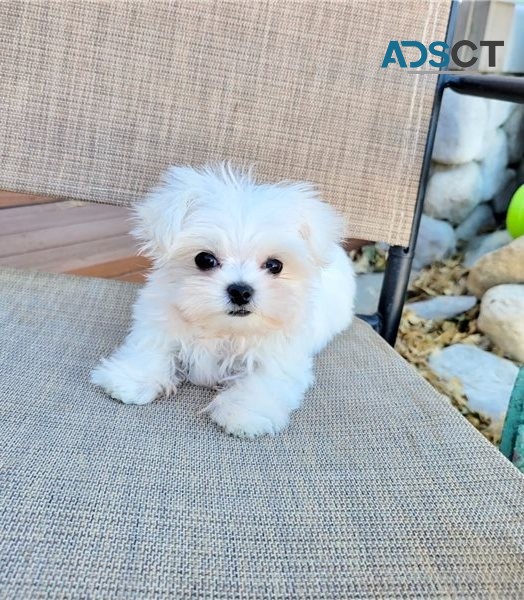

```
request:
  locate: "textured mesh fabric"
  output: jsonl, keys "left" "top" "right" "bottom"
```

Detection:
{"left": 0, "top": 1, "right": 450, "bottom": 245}
{"left": 1, "top": 268, "right": 523, "bottom": 598}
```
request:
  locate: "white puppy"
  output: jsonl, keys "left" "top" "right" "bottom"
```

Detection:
{"left": 91, "top": 165, "right": 355, "bottom": 437}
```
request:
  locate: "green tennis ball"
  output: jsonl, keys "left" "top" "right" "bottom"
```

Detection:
{"left": 507, "top": 184, "right": 524, "bottom": 239}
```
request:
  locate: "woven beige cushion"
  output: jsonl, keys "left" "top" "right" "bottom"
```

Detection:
{"left": 1, "top": 268, "right": 523, "bottom": 597}
{"left": 0, "top": 1, "right": 449, "bottom": 246}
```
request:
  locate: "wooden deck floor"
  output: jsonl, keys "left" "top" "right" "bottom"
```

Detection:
{"left": 0, "top": 192, "right": 150, "bottom": 282}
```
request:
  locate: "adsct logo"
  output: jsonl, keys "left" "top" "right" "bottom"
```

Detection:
{"left": 381, "top": 40, "right": 504, "bottom": 72}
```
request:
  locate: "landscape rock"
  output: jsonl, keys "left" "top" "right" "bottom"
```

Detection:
{"left": 464, "top": 230, "right": 512, "bottom": 268}
{"left": 492, "top": 169, "right": 517, "bottom": 215}
{"left": 467, "top": 236, "right": 524, "bottom": 296}
{"left": 408, "top": 295, "right": 477, "bottom": 321}
{"left": 424, "top": 162, "right": 482, "bottom": 224}
{"left": 355, "top": 267, "right": 420, "bottom": 315}
{"left": 354, "top": 272, "right": 384, "bottom": 315}
{"left": 455, "top": 203, "right": 495, "bottom": 242}
{"left": 504, "top": 104, "right": 524, "bottom": 164}
{"left": 478, "top": 128, "right": 509, "bottom": 201}
{"left": 432, "top": 90, "right": 488, "bottom": 165}
{"left": 487, "top": 99, "right": 514, "bottom": 130}
{"left": 429, "top": 344, "right": 518, "bottom": 423}
{"left": 414, "top": 215, "right": 456, "bottom": 270}
{"left": 478, "top": 284, "right": 524, "bottom": 362}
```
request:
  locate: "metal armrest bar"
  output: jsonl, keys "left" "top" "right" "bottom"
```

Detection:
{"left": 444, "top": 74, "right": 524, "bottom": 104}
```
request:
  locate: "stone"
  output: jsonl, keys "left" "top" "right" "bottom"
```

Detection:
{"left": 504, "top": 104, "right": 524, "bottom": 164}
{"left": 413, "top": 215, "right": 456, "bottom": 270}
{"left": 354, "top": 269, "right": 420, "bottom": 315}
{"left": 467, "top": 236, "right": 524, "bottom": 297}
{"left": 455, "top": 204, "right": 495, "bottom": 242}
{"left": 478, "top": 284, "right": 524, "bottom": 362}
{"left": 429, "top": 344, "right": 518, "bottom": 423}
{"left": 464, "top": 230, "right": 512, "bottom": 268}
{"left": 519, "top": 159, "right": 524, "bottom": 185}
{"left": 432, "top": 90, "right": 488, "bottom": 165}
{"left": 424, "top": 162, "right": 482, "bottom": 224}
{"left": 408, "top": 295, "right": 477, "bottom": 321}
{"left": 354, "top": 272, "right": 384, "bottom": 315}
{"left": 492, "top": 169, "right": 517, "bottom": 215}
{"left": 487, "top": 99, "right": 514, "bottom": 130}
{"left": 478, "top": 128, "right": 509, "bottom": 201}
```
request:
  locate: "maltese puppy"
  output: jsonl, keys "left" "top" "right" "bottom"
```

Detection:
{"left": 91, "top": 165, "right": 355, "bottom": 437}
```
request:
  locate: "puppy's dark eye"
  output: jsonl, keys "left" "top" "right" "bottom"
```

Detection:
{"left": 195, "top": 252, "right": 220, "bottom": 270}
{"left": 264, "top": 258, "right": 283, "bottom": 275}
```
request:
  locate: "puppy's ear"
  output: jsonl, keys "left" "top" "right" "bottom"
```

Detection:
{"left": 132, "top": 166, "right": 200, "bottom": 258}
{"left": 298, "top": 195, "right": 345, "bottom": 266}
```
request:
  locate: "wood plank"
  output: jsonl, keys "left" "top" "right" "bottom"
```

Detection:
{"left": 67, "top": 256, "right": 150, "bottom": 278}
{"left": 0, "top": 201, "right": 130, "bottom": 236}
{"left": 113, "top": 270, "right": 148, "bottom": 283}
{"left": 0, "top": 190, "right": 61, "bottom": 208}
{"left": 2, "top": 235, "right": 138, "bottom": 272}
{"left": 0, "top": 194, "right": 148, "bottom": 281}
{"left": 343, "top": 239, "right": 373, "bottom": 252}
{"left": 0, "top": 216, "right": 132, "bottom": 258}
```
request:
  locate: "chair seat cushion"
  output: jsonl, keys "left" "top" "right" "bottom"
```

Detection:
{"left": 1, "top": 268, "right": 523, "bottom": 598}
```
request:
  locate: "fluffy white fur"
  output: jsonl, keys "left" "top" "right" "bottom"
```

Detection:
{"left": 91, "top": 165, "right": 355, "bottom": 437}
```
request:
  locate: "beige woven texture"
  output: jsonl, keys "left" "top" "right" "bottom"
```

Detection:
{"left": 0, "top": 0, "right": 449, "bottom": 246}
{"left": 1, "top": 268, "right": 523, "bottom": 597}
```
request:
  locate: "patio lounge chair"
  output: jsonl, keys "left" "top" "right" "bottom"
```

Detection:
{"left": 1, "top": 1, "right": 524, "bottom": 597}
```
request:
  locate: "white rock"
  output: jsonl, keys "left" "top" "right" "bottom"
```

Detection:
{"left": 355, "top": 269, "right": 420, "bottom": 315}
{"left": 432, "top": 90, "right": 488, "bottom": 165}
{"left": 519, "top": 159, "right": 524, "bottom": 184}
{"left": 492, "top": 169, "right": 517, "bottom": 215}
{"left": 424, "top": 162, "right": 482, "bottom": 224}
{"left": 429, "top": 344, "right": 518, "bottom": 423}
{"left": 478, "top": 128, "right": 509, "bottom": 201}
{"left": 455, "top": 204, "right": 495, "bottom": 242}
{"left": 414, "top": 215, "right": 456, "bottom": 270}
{"left": 487, "top": 99, "right": 514, "bottom": 130}
{"left": 354, "top": 272, "right": 384, "bottom": 315}
{"left": 478, "top": 285, "right": 524, "bottom": 363}
{"left": 464, "top": 230, "right": 512, "bottom": 268}
{"left": 408, "top": 295, "right": 477, "bottom": 321}
{"left": 504, "top": 105, "right": 524, "bottom": 164}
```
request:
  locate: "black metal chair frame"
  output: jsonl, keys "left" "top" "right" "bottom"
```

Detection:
{"left": 362, "top": 1, "right": 524, "bottom": 345}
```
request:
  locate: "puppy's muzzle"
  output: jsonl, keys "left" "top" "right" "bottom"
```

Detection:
{"left": 227, "top": 282, "right": 254, "bottom": 316}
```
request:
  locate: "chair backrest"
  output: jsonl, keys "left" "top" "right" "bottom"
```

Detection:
{"left": 0, "top": 1, "right": 450, "bottom": 246}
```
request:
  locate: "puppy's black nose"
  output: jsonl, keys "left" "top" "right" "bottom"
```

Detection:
{"left": 227, "top": 282, "right": 254, "bottom": 306}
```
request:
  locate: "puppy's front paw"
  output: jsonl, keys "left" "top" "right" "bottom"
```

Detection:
{"left": 206, "top": 392, "right": 289, "bottom": 438}
{"left": 90, "top": 360, "right": 161, "bottom": 405}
